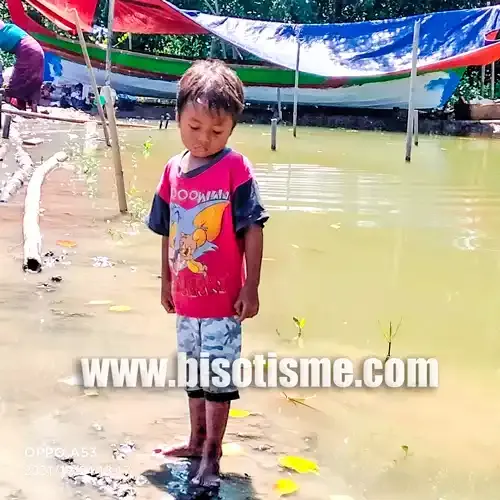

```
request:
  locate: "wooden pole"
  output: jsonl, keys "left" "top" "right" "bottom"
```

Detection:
{"left": 481, "top": 65, "right": 485, "bottom": 96}
{"left": 277, "top": 88, "right": 282, "bottom": 121}
{"left": 271, "top": 118, "right": 277, "bottom": 151}
{"left": 405, "top": 19, "right": 420, "bottom": 163}
{"left": 491, "top": 61, "right": 496, "bottom": 100}
{"left": 73, "top": 10, "right": 111, "bottom": 147}
{"left": 293, "top": 33, "right": 301, "bottom": 138}
{"left": 102, "top": 85, "right": 127, "bottom": 213}
{"left": 105, "top": 0, "right": 116, "bottom": 87}
{"left": 413, "top": 110, "right": 419, "bottom": 146}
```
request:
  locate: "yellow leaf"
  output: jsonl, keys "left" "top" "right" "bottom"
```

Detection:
{"left": 109, "top": 305, "right": 132, "bottom": 312}
{"left": 299, "top": 318, "right": 306, "bottom": 329}
{"left": 87, "top": 300, "right": 113, "bottom": 306}
{"left": 229, "top": 409, "right": 251, "bottom": 418}
{"left": 273, "top": 478, "right": 299, "bottom": 496}
{"left": 222, "top": 443, "right": 244, "bottom": 456}
{"left": 278, "top": 456, "right": 319, "bottom": 474}
{"left": 56, "top": 240, "right": 77, "bottom": 248}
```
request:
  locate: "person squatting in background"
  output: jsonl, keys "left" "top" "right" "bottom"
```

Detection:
{"left": 0, "top": 20, "right": 44, "bottom": 112}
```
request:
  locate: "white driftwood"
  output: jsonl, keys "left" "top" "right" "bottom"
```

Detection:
{"left": 0, "top": 126, "right": 35, "bottom": 203}
{"left": 0, "top": 139, "right": 10, "bottom": 162}
{"left": 23, "top": 151, "right": 68, "bottom": 273}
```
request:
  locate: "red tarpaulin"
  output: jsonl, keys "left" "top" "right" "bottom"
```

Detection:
{"left": 8, "top": 0, "right": 99, "bottom": 33}
{"left": 113, "top": 0, "right": 208, "bottom": 34}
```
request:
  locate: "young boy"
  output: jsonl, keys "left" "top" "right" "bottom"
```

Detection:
{"left": 147, "top": 60, "right": 268, "bottom": 487}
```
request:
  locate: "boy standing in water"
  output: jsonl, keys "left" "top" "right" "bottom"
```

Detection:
{"left": 147, "top": 60, "right": 268, "bottom": 487}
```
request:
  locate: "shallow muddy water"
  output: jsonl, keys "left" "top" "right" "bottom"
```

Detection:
{"left": 111, "top": 124, "right": 500, "bottom": 498}
{"left": 1, "top": 120, "right": 500, "bottom": 499}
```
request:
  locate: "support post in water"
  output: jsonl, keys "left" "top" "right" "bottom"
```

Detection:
{"left": 405, "top": 19, "right": 421, "bottom": 163}
{"left": 2, "top": 115, "right": 11, "bottom": 139}
{"left": 293, "top": 31, "right": 301, "bottom": 138}
{"left": 277, "top": 88, "right": 282, "bottom": 121}
{"left": 271, "top": 118, "right": 277, "bottom": 151}
{"left": 73, "top": 10, "right": 111, "bottom": 147}
{"left": 0, "top": 89, "right": 3, "bottom": 129}
{"left": 102, "top": 86, "right": 127, "bottom": 214}
{"left": 491, "top": 61, "right": 496, "bottom": 100}
{"left": 413, "top": 110, "right": 419, "bottom": 146}
{"left": 105, "top": 0, "right": 116, "bottom": 87}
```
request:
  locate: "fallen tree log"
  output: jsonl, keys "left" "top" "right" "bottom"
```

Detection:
{"left": 23, "top": 151, "right": 68, "bottom": 273}
{"left": 0, "top": 126, "right": 36, "bottom": 203}
{"left": 3, "top": 107, "right": 156, "bottom": 129}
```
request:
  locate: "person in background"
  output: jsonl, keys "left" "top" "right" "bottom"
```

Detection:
{"left": 0, "top": 20, "right": 44, "bottom": 112}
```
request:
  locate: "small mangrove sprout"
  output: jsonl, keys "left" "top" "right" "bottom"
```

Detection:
{"left": 276, "top": 316, "right": 306, "bottom": 347}
{"left": 379, "top": 318, "right": 402, "bottom": 362}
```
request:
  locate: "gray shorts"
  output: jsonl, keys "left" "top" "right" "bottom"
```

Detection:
{"left": 176, "top": 315, "right": 242, "bottom": 402}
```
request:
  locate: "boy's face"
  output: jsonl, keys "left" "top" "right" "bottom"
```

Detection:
{"left": 178, "top": 101, "right": 234, "bottom": 158}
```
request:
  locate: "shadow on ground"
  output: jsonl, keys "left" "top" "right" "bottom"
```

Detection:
{"left": 143, "top": 459, "right": 259, "bottom": 499}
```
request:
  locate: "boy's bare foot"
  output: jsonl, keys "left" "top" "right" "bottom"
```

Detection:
{"left": 191, "top": 457, "right": 221, "bottom": 488}
{"left": 154, "top": 443, "right": 203, "bottom": 458}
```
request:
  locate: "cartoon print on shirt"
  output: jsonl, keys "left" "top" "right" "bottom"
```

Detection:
{"left": 169, "top": 199, "right": 229, "bottom": 276}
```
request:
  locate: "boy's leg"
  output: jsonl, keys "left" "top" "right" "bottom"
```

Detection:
{"left": 192, "top": 317, "right": 241, "bottom": 486}
{"left": 162, "top": 316, "right": 206, "bottom": 458}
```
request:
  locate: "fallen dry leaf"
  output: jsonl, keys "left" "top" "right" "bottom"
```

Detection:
{"left": 109, "top": 305, "right": 131, "bottom": 312}
{"left": 278, "top": 456, "right": 319, "bottom": 474}
{"left": 274, "top": 478, "right": 299, "bottom": 496}
{"left": 56, "top": 240, "right": 77, "bottom": 248}
{"left": 229, "top": 409, "right": 251, "bottom": 418}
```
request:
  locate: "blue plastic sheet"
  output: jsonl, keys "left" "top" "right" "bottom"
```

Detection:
{"left": 184, "top": 6, "right": 500, "bottom": 78}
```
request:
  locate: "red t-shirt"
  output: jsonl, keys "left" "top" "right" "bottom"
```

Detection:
{"left": 148, "top": 148, "right": 268, "bottom": 318}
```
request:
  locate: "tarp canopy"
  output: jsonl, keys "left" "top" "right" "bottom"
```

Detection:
{"left": 183, "top": 6, "right": 500, "bottom": 78}
{"left": 8, "top": 0, "right": 500, "bottom": 79}
{"left": 113, "top": 0, "right": 206, "bottom": 34}
{"left": 25, "top": 0, "right": 98, "bottom": 32}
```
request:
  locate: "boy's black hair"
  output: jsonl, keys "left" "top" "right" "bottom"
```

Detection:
{"left": 177, "top": 59, "right": 245, "bottom": 122}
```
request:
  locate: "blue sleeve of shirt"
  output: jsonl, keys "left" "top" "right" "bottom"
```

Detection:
{"left": 232, "top": 178, "right": 269, "bottom": 236}
{"left": 146, "top": 193, "right": 170, "bottom": 236}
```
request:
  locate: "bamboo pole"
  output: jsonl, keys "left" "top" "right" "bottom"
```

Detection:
{"left": 293, "top": 32, "right": 301, "bottom": 138}
{"left": 102, "top": 85, "right": 127, "bottom": 213}
{"left": 271, "top": 118, "right": 277, "bottom": 151}
{"left": 105, "top": 0, "right": 116, "bottom": 87}
{"left": 413, "top": 110, "right": 419, "bottom": 146}
{"left": 491, "top": 61, "right": 496, "bottom": 100}
{"left": 405, "top": 20, "right": 421, "bottom": 163}
{"left": 73, "top": 10, "right": 111, "bottom": 147}
{"left": 23, "top": 152, "right": 68, "bottom": 273}
{"left": 277, "top": 88, "right": 282, "bottom": 121}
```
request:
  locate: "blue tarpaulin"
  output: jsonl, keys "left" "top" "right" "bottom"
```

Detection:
{"left": 183, "top": 6, "right": 500, "bottom": 78}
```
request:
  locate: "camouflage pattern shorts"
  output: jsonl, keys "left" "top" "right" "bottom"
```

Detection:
{"left": 176, "top": 315, "right": 242, "bottom": 402}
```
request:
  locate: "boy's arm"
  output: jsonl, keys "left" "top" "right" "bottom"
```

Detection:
{"left": 147, "top": 164, "right": 175, "bottom": 312}
{"left": 232, "top": 157, "right": 269, "bottom": 320}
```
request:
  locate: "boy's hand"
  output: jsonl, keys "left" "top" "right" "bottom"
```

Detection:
{"left": 234, "top": 283, "right": 259, "bottom": 322}
{"left": 161, "top": 281, "right": 175, "bottom": 313}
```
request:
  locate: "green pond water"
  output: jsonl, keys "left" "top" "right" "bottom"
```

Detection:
{"left": 92, "top": 123, "right": 500, "bottom": 499}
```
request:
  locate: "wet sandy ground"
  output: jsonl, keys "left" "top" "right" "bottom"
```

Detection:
{"left": 2, "top": 116, "right": 500, "bottom": 500}
{"left": 0, "top": 122, "right": 343, "bottom": 500}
